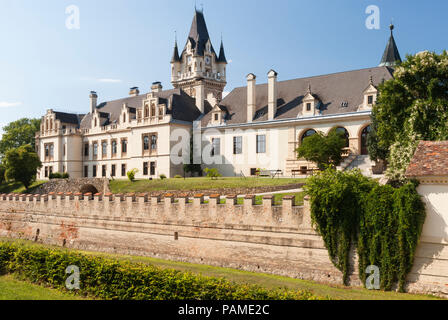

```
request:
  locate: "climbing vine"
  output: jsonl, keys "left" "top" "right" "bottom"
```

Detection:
{"left": 305, "top": 168, "right": 426, "bottom": 291}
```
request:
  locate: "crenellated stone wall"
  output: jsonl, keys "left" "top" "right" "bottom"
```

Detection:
{"left": 0, "top": 192, "right": 447, "bottom": 297}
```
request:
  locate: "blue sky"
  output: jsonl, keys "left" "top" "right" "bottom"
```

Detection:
{"left": 0, "top": 0, "right": 447, "bottom": 134}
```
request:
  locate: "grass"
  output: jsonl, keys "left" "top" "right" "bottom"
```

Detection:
{"left": 0, "top": 180, "right": 46, "bottom": 194}
{"left": 213, "top": 192, "right": 305, "bottom": 206}
{"left": 1, "top": 239, "right": 441, "bottom": 301}
{"left": 0, "top": 274, "right": 86, "bottom": 300}
{"left": 110, "top": 177, "right": 306, "bottom": 194}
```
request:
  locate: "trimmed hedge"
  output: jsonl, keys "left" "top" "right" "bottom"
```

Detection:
{"left": 0, "top": 241, "right": 319, "bottom": 300}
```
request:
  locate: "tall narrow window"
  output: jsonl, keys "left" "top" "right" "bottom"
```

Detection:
{"left": 211, "top": 138, "right": 221, "bottom": 156}
{"left": 143, "top": 136, "right": 150, "bottom": 151}
{"left": 92, "top": 165, "right": 97, "bottom": 177}
{"left": 233, "top": 136, "right": 242, "bottom": 155}
{"left": 121, "top": 139, "right": 128, "bottom": 154}
{"left": 84, "top": 143, "right": 89, "bottom": 157}
{"left": 111, "top": 140, "right": 117, "bottom": 156}
{"left": 143, "top": 162, "right": 149, "bottom": 176}
{"left": 93, "top": 142, "right": 98, "bottom": 158}
{"left": 102, "top": 141, "right": 107, "bottom": 157}
{"left": 121, "top": 164, "right": 126, "bottom": 177}
{"left": 84, "top": 166, "right": 89, "bottom": 178}
{"left": 102, "top": 165, "right": 106, "bottom": 177}
{"left": 306, "top": 103, "right": 312, "bottom": 111}
{"left": 256, "top": 135, "right": 266, "bottom": 154}
{"left": 151, "top": 135, "right": 157, "bottom": 151}
{"left": 111, "top": 164, "right": 116, "bottom": 177}
{"left": 368, "top": 95, "right": 374, "bottom": 105}
{"left": 150, "top": 162, "right": 156, "bottom": 176}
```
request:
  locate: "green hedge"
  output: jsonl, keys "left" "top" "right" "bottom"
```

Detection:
{"left": 0, "top": 241, "right": 318, "bottom": 300}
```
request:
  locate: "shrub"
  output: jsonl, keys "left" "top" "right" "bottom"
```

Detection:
{"left": 159, "top": 174, "right": 167, "bottom": 180}
{"left": 127, "top": 169, "right": 138, "bottom": 182}
{"left": 204, "top": 168, "right": 222, "bottom": 180}
{"left": 0, "top": 241, "right": 319, "bottom": 300}
{"left": 174, "top": 175, "right": 182, "bottom": 179}
{"left": 49, "top": 172, "right": 69, "bottom": 180}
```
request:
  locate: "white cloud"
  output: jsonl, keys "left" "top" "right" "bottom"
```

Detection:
{"left": 97, "top": 78, "right": 122, "bottom": 83}
{"left": 0, "top": 101, "right": 22, "bottom": 108}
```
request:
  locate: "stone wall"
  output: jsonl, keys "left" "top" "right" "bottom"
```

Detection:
{"left": 0, "top": 192, "right": 446, "bottom": 297}
{"left": 32, "top": 179, "right": 110, "bottom": 195}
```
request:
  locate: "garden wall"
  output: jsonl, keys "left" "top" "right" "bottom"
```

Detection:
{"left": 0, "top": 192, "right": 446, "bottom": 297}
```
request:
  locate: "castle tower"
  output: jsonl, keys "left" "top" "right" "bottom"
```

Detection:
{"left": 171, "top": 9, "right": 227, "bottom": 112}
{"left": 379, "top": 24, "right": 402, "bottom": 67}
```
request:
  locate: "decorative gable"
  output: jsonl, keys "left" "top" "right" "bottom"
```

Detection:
{"left": 359, "top": 76, "right": 378, "bottom": 111}
{"left": 210, "top": 105, "right": 225, "bottom": 125}
{"left": 301, "top": 85, "right": 318, "bottom": 117}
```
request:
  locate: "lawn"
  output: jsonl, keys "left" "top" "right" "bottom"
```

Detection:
{"left": 0, "top": 274, "right": 86, "bottom": 300}
{"left": 0, "top": 180, "right": 46, "bottom": 194}
{"left": 110, "top": 177, "right": 306, "bottom": 194}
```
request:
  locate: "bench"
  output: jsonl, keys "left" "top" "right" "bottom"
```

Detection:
{"left": 259, "top": 170, "right": 283, "bottom": 178}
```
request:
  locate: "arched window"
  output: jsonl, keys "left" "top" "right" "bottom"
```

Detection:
{"left": 301, "top": 129, "right": 317, "bottom": 143}
{"left": 151, "top": 104, "right": 156, "bottom": 117}
{"left": 94, "top": 118, "right": 97, "bottom": 127}
{"left": 361, "top": 125, "right": 371, "bottom": 155}
{"left": 123, "top": 113, "right": 126, "bottom": 123}
{"left": 332, "top": 127, "right": 350, "bottom": 148}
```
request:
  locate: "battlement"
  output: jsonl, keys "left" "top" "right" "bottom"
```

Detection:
{"left": 0, "top": 192, "right": 312, "bottom": 232}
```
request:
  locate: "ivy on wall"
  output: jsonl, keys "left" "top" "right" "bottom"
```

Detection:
{"left": 305, "top": 169, "right": 426, "bottom": 291}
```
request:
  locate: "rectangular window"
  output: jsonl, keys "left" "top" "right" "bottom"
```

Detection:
{"left": 214, "top": 113, "right": 219, "bottom": 121}
{"left": 368, "top": 95, "right": 374, "bottom": 105}
{"left": 151, "top": 135, "right": 157, "bottom": 151}
{"left": 150, "top": 162, "right": 156, "bottom": 176}
{"left": 306, "top": 103, "right": 311, "bottom": 111}
{"left": 102, "top": 141, "right": 107, "bottom": 158}
{"left": 111, "top": 164, "right": 116, "bottom": 177}
{"left": 84, "top": 166, "right": 88, "bottom": 178}
{"left": 143, "top": 135, "right": 150, "bottom": 151}
{"left": 143, "top": 162, "right": 149, "bottom": 176}
{"left": 49, "top": 166, "right": 53, "bottom": 176}
{"left": 92, "top": 165, "right": 97, "bottom": 178}
{"left": 233, "top": 136, "right": 242, "bottom": 155}
{"left": 256, "top": 135, "right": 266, "bottom": 154}
{"left": 211, "top": 138, "right": 221, "bottom": 156}
{"left": 63, "top": 144, "right": 66, "bottom": 156}
{"left": 93, "top": 142, "right": 98, "bottom": 158}
{"left": 62, "top": 165, "right": 65, "bottom": 173}
{"left": 49, "top": 145, "right": 54, "bottom": 157}
{"left": 102, "top": 165, "right": 106, "bottom": 177}
{"left": 121, "top": 164, "right": 126, "bottom": 177}
{"left": 45, "top": 145, "right": 49, "bottom": 157}
{"left": 84, "top": 143, "right": 89, "bottom": 157}
{"left": 44, "top": 167, "right": 49, "bottom": 178}
{"left": 111, "top": 140, "right": 117, "bottom": 156}
{"left": 121, "top": 139, "right": 127, "bottom": 154}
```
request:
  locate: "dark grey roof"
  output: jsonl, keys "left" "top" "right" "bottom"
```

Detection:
{"left": 171, "top": 41, "right": 181, "bottom": 63}
{"left": 379, "top": 25, "right": 402, "bottom": 67}
{"left": 217, "top": 41, "right": 227, "bottom": 63}
{"left": 80, "top": 88, "right": 202, "bottom": 129}
{"left": 54, "top": 112, "right": 81, "bottom": 126}
{"left": 201, "top": 66, "right": 394, "bottom": 126}
{"left": 182, "top": 10, "right": 216, "bottom": 57}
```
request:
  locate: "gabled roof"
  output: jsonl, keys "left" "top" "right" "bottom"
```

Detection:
{"left": 201, "top": 66, "right": 394, "bottom": 126}
{"left": 54, "top": 111, "right": 82, "bottom": 126}
{"left": 79, "top": 88, "right": 202, "bottom": 129}
{"left": 182, "top": 10, "right": 216, "bottom": 56}
{"left": 379, "top": 25, "right": 402, "bottom": 67}
{"left": 406, "top": 141, "right": 448, "bottom": 177}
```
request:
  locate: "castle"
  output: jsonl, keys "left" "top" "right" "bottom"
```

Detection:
{"left": 35, "top": 10, "right": 402, "bottom": 179}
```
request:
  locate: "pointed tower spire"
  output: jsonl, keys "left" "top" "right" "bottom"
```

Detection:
{"left": 379, "top": 24, "right": 402, "bottom": 67}
{"left": 217, "top": 38, "right": 227, "bottom": 63}
{"left": 171, "top": 34, "right": 181, "bottom": 63}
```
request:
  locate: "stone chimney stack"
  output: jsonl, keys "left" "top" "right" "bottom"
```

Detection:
{"left": 246, "top": 73, "right": 256, "bottom": 123}
{"left": 129, "top": 87, "right": 140, "bottom": 97}
{"left": 151, "top": 82, "right": 163, "bottom": 93}
{"left": 195, "top": 83, "right": 205, "bottom": 113}
{"left": 268, "top": 70, "right": 278, "bottom": 120}
{"left": 89, "top": 91, "right": 98, "bottom": 114}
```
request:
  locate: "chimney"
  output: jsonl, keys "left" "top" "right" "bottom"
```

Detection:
{"left": 129, "top": 87, "right": 140, "bottom": 97}
{"left": 246, "top": 73, "right": 256, "bottom": 123}
{"left": 151, "top": 82, "right": 163, "bottom": 93}
{"left": 89, "top": 91, "right": 97, "bottom": 114}
{"left": 195, "top": 83, "right": 205, "bottom": 113}
{"left": 268, "top": 70, "right": 278, "bottom": 120}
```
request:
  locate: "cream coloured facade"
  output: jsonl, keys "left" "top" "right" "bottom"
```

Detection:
{"left": 36, "top": 11, "right": 402, "bottom": 180}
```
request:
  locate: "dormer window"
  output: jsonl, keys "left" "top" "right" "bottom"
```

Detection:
{"left": 368, "top": 95, "right": 374, "bottom": 105}
{"left": 301, "top": 85, "right": 318, "bottom": 117}
{"left": 306, "top": 103, "right": 312, "bottom": 111}
{"left": 214, "top": 114, "right": 219, "bottom": 121}
{"left": 359, "top": 76, "right": 378, "bottom": 111}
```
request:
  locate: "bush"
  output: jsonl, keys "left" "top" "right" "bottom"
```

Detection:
{"left": 49, "top": 172, "right": 69, "bottom": 180}
{"left": 159, "top": 174, "right": 167, "bottom": 180}
{"left": 174, "top": 175, "right": 183, "bottom": 179}
{"left": 127, "top": 169, "right": 138, "bottom": 182}
{"left": 0, "top": 241, "right": 318, "bottom": 300}
{"left": 204, "top": 168, "right": 222, "bottom": 180}
{"left": 305, "top": 168, "right": 426, "bottom": 291}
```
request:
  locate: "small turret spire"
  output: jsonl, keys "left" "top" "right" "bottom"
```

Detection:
{"left": 379, "top": 24, "right": 402, "bottom": 67}
{"left": 171, "top": 34, "right": 181, "bottom": 63}
{"left": 217, "top": 38, "right": 227, "bottom": 63}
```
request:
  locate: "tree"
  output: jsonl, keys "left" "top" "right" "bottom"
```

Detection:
{"left": 3, "top": 144, "right": 42, "bottom": 190}
{"left": 296, "top": 130, "right": 347, "bottom": 170}
{"left": 369, "top": 51, "right": 448, "bottom": 181}
{"left": 0, "top": 118, "right": 41, "bottom": 156}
